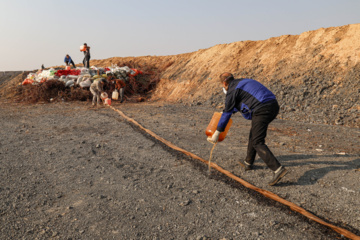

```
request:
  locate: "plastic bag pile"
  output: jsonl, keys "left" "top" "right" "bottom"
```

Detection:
{"left": 21, "top": 65, "right": 142, "bottom": 89}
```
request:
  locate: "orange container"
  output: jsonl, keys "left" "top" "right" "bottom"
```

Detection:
{"left": 65, "top": 66, "right": 71, "bottom": 70}
{"left": 205, "top": 112, "right": 232, "bottom": 142}
{"left": 104, "top": 98, "right": 111, "bottom": 106}
{"left": 80, "top": 45, "right": 86, "bottom": 51}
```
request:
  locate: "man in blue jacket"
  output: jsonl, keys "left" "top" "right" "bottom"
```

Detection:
{"left": 64, "top": 54, "right": 76, "bottom": 68}
{"left": 207, "top": 72, "right": 287, "bottom": 186}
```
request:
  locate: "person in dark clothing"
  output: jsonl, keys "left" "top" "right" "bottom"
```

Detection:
{"left": 81, "top": 43, "right": 91, "bottom": 68}
{"left": 64, "top": 54, "right": 76, "bottom": 68}
{"left": 107, "top": 72, "right": 125, "bottom": 103}
{"left": 207, "top": 72, "right": 288, "bottom": 186}
{"left": 41, "top": 64, "right": 45, "bottom": 70}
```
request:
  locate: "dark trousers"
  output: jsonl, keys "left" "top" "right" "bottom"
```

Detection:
{"left": 66, "top": 60, "right": 76, "bottom": 68}
{"left": 83, "top": 56, "right": 90, "bottom": 68}
{"left": 245, "top": 101, "right": 281, "bottom": 171}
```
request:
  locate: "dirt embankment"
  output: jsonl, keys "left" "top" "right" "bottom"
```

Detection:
{"left": 1, "top": 24, "right": 359, "bottom": 127}
{"left": 88, "top": 24, "right": 360, "bottom": 128}
{"left": 0, "top": 72, "right": 24, "bottom": 85}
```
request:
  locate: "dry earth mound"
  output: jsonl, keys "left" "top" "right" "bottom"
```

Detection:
{"left": 1, "top": 24, "right": 359, "bottom": 127}
{"left": 90, "top": 24, "right": 360, "bottom": 127}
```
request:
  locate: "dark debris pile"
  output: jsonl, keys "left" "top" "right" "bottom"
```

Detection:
{"left": 14, "top": 62, "right": 167, "bottom": 104}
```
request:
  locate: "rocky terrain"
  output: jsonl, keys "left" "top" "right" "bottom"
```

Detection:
{"left": 0, "top": 23, "right": 359, "bottom": 239}
{"left": 0, "top": 101, "right": 359, "bottom": 239}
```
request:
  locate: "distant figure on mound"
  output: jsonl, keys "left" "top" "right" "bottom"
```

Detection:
{"left": 81, "top": 43, "right": 91, "bottom": 68}
{"left": 90, "top": 79, "right": 106, "bottom": 107}
{"left": 207, "top": 72, "right": 288, "bottom": 186}
{"left": 107, "top": 72, "right": 125, "bottom": 103}
{"left": 64, "top": 54, "right": 76, "bottom": 68}
{"left": 41, "top": 64, "right": 45, "bottom": 70}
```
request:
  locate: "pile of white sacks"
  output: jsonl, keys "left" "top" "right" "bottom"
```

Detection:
{"left": 23, "top": 65, "right": 134, "bottom": 88}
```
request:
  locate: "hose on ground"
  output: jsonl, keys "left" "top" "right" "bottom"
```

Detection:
{"left": 109, "top": 105, "right": 360, "bottom": 240}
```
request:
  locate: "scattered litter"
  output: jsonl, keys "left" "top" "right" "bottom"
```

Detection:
{"left": 336, "top": 152, "right": 347, "bottom": 155}
{"left": 341, "top": 187, "right": 355, "bottom": 193}
{"left": 315, "top": 149, "right": 323, "bottom": 152}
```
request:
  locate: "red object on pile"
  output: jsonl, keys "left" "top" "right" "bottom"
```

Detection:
{"left": 129, "top": 68, "right": 143, "bottom": 77}
{"left": 105, "top": 68, "right": 110, "bottom": 71}
{"left": 22, "top": 79, "right": 34, "bottom": 85}
{"left": 55, "top": 69, "right": 81, "bottom": 77}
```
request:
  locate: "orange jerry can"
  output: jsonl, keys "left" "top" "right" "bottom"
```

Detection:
{"left": 205, "top": 112, "right": 232, "bottom": 142}
{"left": 104, "top": 98, "right": 111, "bottom": 106}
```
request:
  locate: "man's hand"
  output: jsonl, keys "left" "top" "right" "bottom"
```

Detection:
{"left": 207, "top": 130, "right": 220, "bottom": 144}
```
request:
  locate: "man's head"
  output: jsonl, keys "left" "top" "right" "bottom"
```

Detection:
{"left": 84, "top": 43, "right": 87, "bottom": 46}
{"left": 219, "top": 72, "right": 234, "bottom": 89}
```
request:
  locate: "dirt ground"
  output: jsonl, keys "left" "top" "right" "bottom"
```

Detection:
{"left": 0, "top": 99, "right": 359, "bottom": 240}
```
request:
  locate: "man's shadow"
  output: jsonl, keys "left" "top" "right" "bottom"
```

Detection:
{"left": 274, "top": 154, "right": 360, "bottom": 186}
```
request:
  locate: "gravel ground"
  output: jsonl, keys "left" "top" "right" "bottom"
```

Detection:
{"left": 0, "top": 100, "right": 359, "bottom": 240}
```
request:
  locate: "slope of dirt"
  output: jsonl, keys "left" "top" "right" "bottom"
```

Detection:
{"left": 1, "top": 24, "right": 359, "bottom": 127}
{"left": 87, "top": 24, "right": 360, "bottom": 128}
{"left": 0, "top": 71, "right": 23, "bottom": 86}
{"left": 0, "top": 72, "right": 29, "bottom": 99}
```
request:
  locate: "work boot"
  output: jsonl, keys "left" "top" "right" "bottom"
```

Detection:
{"left": 268, "top": 167, "right": 288, "bottom": 186}
{"left": 239, "top": 159, "right": 253, "bottom": 171}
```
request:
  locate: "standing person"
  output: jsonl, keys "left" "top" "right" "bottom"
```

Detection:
{"left": 41, "top": 64, "right": 45, "bottom": 70}
{"left": 64, "top": 54, "right": 76, "bottom": 68}
{"left": 90, "top": 79, "right": 106, "bottom": 107}
{"left": 207, "top": 72, "right": 288, "bottom": 186}
{"left": 81, "top": 43, "right": 91, "bottom": 68}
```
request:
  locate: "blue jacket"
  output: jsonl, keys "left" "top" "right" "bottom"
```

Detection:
{"left": 64, "top": 56, "right": 73, "bottom": 63}
{"left": 217, "top": 78, "right": 277, "bottom": 131}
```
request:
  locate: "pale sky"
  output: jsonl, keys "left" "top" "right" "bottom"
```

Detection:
{"left": 1, "top": 0, "right": 359, "bottom": 71}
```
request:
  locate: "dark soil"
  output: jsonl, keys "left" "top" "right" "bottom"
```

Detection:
{"left": 0, "top": 99, "right": 359, "bottom": 239}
